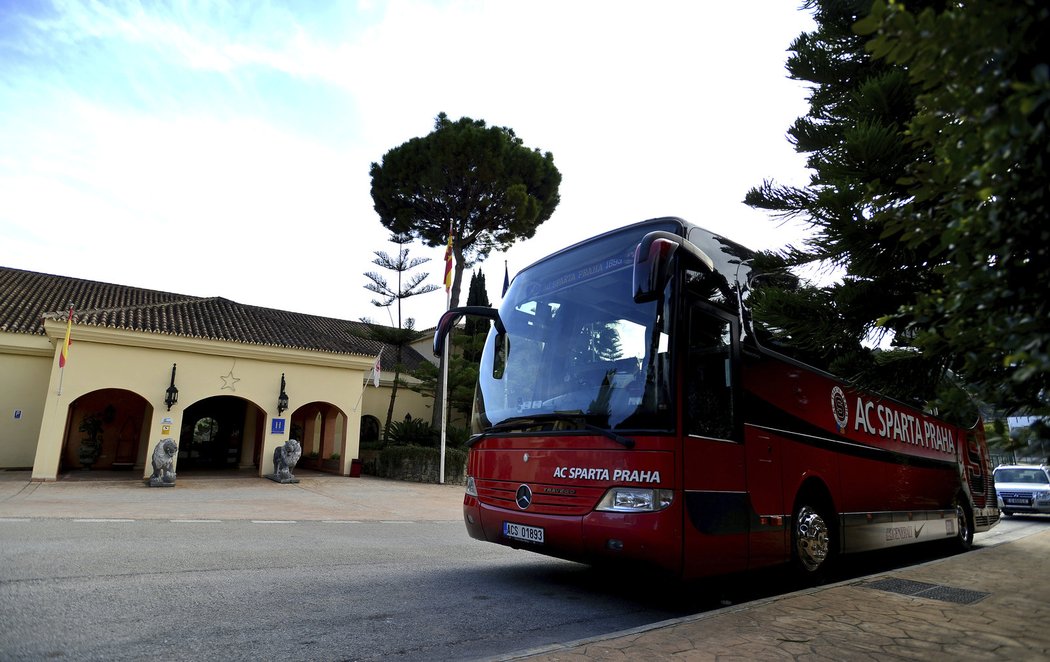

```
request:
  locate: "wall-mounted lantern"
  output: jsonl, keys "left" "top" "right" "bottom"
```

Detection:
{"left": 164, "top": 363, "right": 179, "bottom": 411}
{"left": 277, "top": 372, "right": 289, "bottom": 415}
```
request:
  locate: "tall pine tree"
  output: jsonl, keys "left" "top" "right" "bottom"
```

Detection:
{"left": 370, "top": 113, "right": 561, "bottom": 309}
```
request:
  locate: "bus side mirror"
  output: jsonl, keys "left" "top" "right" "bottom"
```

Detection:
{"left": 492, "top": 331, "right": 508, "bottom": 379}
{"left": 633, "top": 231, "right": 715, "bottom": 303}
{"left": 633, "top": 236, "right": 677, "bottom": 303}
{"left": 433, "top": 306, "right": 506, "bottom": 356}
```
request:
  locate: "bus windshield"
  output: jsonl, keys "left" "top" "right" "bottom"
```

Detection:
{"left": 474, "top": 225, "right": 675, "bottom": 434}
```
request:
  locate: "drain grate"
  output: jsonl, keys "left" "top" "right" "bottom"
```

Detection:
{"left": 865, "top": 578, "right": 990, "bottom": 604}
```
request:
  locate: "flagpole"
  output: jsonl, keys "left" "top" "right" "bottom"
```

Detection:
{"left": 439, "top": 220, "right": 454, "bottom": 485}
{"left": 354, "top": 351, "right": 382, "bottom": 414}
{"left": 439, "top": 313, "right": 449, "bottom": 485}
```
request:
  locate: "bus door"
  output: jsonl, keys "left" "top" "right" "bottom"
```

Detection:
{"left": 681, "top": 303, "right": 748, "bottom": 577}
{"left": 744, "top": 387, "right": 786, "bottom": 568}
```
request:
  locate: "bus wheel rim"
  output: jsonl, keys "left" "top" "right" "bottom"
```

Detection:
{"left": 956, "top": 503, "right": 971, "bottom": 544}
{"left": 796, "top": 505, "right": 829, "bottom": 572}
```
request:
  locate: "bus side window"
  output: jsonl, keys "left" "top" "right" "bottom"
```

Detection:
{"left": 685, "top": 308, "right": 734, "bottom": 440}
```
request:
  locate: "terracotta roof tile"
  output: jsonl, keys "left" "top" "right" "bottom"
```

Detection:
{"left": 0, "top": 266, "right": 428, "bottom": 370}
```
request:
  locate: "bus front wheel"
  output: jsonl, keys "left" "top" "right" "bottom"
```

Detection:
{"left": 792, "top": 503, "right": 831, "bottom": 577}
{"left": 953, "top": 498, "right": 974, "bottom": 551}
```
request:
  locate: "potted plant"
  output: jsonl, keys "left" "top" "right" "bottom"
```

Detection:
{"left": 322, "top": 452, "right": 341, "bottom": 472}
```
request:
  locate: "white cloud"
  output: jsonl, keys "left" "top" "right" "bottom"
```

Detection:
{"left": 0, "top": 0, "right": 815, "bottom": 329}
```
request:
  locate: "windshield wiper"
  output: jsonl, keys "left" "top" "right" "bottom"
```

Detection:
{"left": 469, "top": 413, "right": 635, "bottom": 449}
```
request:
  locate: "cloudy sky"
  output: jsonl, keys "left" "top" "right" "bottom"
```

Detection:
{"left": 0, "top": 1, "right": 816, "bottom": 329}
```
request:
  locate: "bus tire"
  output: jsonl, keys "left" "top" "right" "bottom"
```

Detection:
{"left": 791, "top": 499, "right": 833, "bottom": 580}
{"left": 953, "top": 498, "right": 974, "bottom": 552}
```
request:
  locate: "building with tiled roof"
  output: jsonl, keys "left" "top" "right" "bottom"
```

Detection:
{"left": 0, "top": 266, "right": 438, "bottom": 480}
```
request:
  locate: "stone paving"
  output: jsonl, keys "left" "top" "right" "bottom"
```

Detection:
{"left": 505, "top": 529, "right": 1050, "bottom": 661}
{"left": 0, "top": 469, "right": 465, "bottom": 521}
{"left": 2, "top": 470, "right": 1048, "bottom": 661}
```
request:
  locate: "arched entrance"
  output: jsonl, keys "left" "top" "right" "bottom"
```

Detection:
{"left": 291, "top": 402, "right": 348, "bottom": 474}
{"left": 178, "top": 395, "right": 265, "bottom": 473}
{"left": 62, "top": 389, "right": 151, "bottom": 472}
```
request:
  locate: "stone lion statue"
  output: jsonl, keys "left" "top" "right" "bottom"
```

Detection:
{"left": 149, "top": 438, "right": 178, "bottom": 485}
{"left": 272, "top": 438, "right": 302, "bottom": 482}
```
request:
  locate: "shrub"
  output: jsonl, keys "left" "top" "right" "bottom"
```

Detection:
{"left": 359, "top": 439, "right": 385, "bottom": 451}
{"left": 444, "top": 426, "right": 471, "bottom": 448}
{"left": 385, "top": 417, "right": 437, "bottom": 447}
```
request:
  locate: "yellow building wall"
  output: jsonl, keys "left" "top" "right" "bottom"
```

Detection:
{"left": 2, "top": 322, "right": 449, "bottom": 478}
{"left": 361, "top": 380, "right": 469, "bottom": 436}
{"left": 362, "top": 383, "right": 434, "bottom": 430}
{"left": 31, "top": 322, "right": 374, "bottom": 480}
{"left": 0, "top": 334, "right": 52, "bottom": 468}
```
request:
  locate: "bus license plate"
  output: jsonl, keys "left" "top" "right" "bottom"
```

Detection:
{"left": 503, "top": 521, "right": 544, "bottom": 544}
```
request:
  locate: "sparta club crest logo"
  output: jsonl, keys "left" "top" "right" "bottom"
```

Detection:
{"left": 831, "top": 386, "right": 849, "bottom": 433}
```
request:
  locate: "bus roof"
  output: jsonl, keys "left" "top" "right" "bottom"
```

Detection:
{"left": 519, "top": 217, "right": 756, "bottom": 291}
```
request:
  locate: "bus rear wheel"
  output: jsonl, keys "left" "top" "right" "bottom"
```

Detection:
{"left": 792, "top": 503, "right": 831, "bottom": 577}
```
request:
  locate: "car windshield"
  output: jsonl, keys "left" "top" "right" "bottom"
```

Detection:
{"left": 473, "top": 224, "right": 676, "bottom": 434}
{"left": 995, "top": 468, "right": 1050, "bottom": 484}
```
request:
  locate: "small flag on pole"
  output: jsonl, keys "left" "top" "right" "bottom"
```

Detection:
{"left": 58, "top": 305, "right": 73, "bottom": 368}
{"left": 502, "top": 260, "right": 510, "bottom": 297}
{"left": 372, "top": 353, "right": 381, "bottom": 388}
{"left": 443, "top": 234, "right": 453, "bottom": 294}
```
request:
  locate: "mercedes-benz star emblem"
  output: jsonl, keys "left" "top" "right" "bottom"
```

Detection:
{"left": 515, "top": 484, "right": 533, "bottom": 510}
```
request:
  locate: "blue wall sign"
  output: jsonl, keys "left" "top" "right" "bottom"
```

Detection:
{"left": 270, "top": 418, "right": 286, "bottom": 434}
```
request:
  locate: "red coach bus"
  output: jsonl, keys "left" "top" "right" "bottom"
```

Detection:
{"left": 434, "top": 217, "right": 998, "bottom": 580}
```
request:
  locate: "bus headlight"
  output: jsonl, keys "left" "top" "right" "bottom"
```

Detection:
{"left": 595, "top": 487, "right": 673, "bottom": 512}
{"left": 465, "top": 476, "right": 478, "bottom": 497}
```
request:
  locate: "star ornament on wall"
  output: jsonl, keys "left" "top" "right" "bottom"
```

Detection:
{"left": 220, "top": 369, "right": 240, "bottom": 391}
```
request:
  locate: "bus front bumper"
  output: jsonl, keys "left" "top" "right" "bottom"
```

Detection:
{"left": 463, "top": 495, "right": 682, "bottom": 573}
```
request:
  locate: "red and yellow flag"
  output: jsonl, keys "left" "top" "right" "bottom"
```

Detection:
{"left": 58, "top": 306, "right": 73, "bottom": 368}
{"left": 443, "top": 234, "right": 453, "bottom": 293}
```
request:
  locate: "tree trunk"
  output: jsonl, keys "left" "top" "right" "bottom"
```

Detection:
{"left": 384, "top": 344, "right": 404, "bottom": 439}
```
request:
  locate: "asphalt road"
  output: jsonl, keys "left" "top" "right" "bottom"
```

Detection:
{"left": 0, "top": 518, "right": 690, "bottom": 661}
{"left": 0, "top": 516, "right": 1034, "bottom": 661}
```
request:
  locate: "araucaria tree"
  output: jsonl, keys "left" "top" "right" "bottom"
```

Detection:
{"left": 747, "top": 0, "right": 1050, "bottom": 441}
{"left": 369, "top": 112, "right": 562, "bottom": 309}
{"left": 360, "top": 233, "right": 440, "bottom": 438}
{"left": 745, "top": 0, "right": 947, "bottom": 406}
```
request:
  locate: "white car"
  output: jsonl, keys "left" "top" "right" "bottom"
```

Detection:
{"left": 994, "top": 464, "right": 1050, "bottom": 516}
